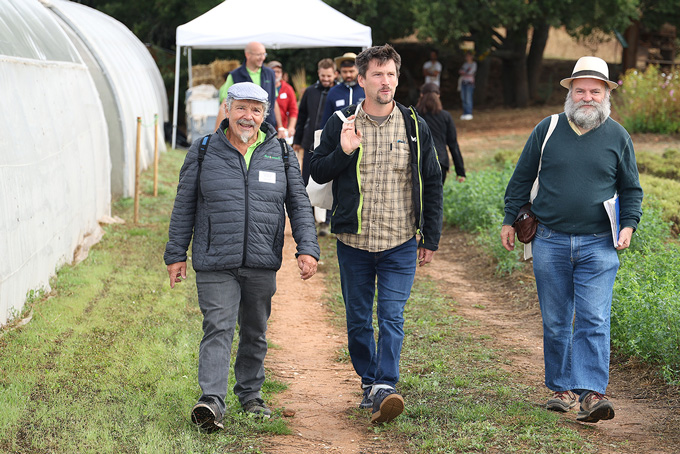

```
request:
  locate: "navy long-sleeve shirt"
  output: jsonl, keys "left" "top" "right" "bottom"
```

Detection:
{"left": 503, "top": 113, "right": 643, "bottom": 234}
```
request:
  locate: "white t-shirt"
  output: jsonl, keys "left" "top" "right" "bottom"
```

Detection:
{"left": 423, "top": 60, "right": 442, "bottom": 86}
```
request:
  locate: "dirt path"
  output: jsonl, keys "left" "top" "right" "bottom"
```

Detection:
{"left": 265, "top": 225, "right": 402, "bottom": 453}
{"left": 264, "top": 223, "right": 679, "bottom": 454}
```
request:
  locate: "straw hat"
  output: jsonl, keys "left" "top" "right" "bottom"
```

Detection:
{"left": 334, "top": 52, "right": 357, "bottom": 67}
{"left": 560, "top": 56, "right": 618, "bottom": 90}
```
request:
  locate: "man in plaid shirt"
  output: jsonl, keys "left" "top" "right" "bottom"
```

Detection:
{"left": 310, "top": 44, "right": 443, "bottom": 424}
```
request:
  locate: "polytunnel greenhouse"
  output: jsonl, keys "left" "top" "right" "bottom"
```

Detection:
{"left": 0, "top": 0, "right": 168, "bottom": 325}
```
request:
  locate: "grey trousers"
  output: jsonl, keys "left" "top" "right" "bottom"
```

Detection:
{"left": 195, "top": 268, "right": 276, "bottom": 416}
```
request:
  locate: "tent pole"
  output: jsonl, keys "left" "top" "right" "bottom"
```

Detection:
{"left": 187, "top": 47, "right": 193, "bottom": 88}
{"left": 172, "top": 45, "right": 181, "bottom": 149}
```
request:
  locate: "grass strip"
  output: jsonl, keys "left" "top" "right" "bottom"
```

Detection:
{"left": 0, "top": 148, "right": 286, "bottom": 454}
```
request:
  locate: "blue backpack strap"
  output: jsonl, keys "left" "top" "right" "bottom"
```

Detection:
{"left": 197, "top": 134, "right": 211, "bottom": 198}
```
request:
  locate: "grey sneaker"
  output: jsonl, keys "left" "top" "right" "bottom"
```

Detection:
{"left": 191, "top": 400, "right": 224, "bottom": 432}
{"left": 546, "top": 390, "right": 577, "bottom": 412}
{"left": 359, "top": 386, "right": 373, "bottom": 409}
{"left": 576, "top": 391, "right": 615, "bottom": 423}
{"left": 242, "top": 398, "right": 272, "bottom": 418}
{"left": 370, "top": 387, "right": 404, "bottom": 424}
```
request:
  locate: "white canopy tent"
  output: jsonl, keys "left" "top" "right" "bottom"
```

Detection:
{"left": 172, "top": 0, "right": 372, "bottom": 148}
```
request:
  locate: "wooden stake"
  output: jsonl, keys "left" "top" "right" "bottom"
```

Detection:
{"left": 134, "top": 117, "right": 141, "bottom": 224}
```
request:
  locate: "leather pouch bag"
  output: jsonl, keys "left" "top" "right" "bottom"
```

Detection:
{"left": 513, "top": 203, "right": 538, "bottom": 243}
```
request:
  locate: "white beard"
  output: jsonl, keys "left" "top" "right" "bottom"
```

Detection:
{"left": 565, "top": 92, "right": 611, "bottom": 131}
{"left": 236, "top": 119, "right": 257, "bottom": 143}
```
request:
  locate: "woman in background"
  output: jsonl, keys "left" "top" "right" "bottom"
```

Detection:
{"left": 416, "top": 83, "right": 466, "bottom": 185}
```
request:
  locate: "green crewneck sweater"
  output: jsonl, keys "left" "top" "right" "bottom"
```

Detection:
{"left": 503, "top": 113, "right": 643, "bottom": 234}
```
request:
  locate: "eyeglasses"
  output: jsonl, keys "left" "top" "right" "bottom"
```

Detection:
{"left": 248, "top": 52, "right": 267, "bottom": 58}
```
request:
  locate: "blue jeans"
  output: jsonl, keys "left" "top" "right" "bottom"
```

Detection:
{"left": 336, "top": 237, "right": 418, "bottom": 387}
{"left": 460, "top": 82, "right": 474, "bottom": 115}
{"left": 532, "top": 224, "right": 619, "bottom": 395}
{"left": 195, "top": 268, "right": 276, "bottom": 416}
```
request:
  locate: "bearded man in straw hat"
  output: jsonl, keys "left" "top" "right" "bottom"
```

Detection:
{"left": 500, "top": 56, "right": 643, "bottom": 423}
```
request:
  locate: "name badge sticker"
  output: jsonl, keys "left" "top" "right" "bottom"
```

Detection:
{"left": 259, "top": 171, "right": 276, "bottom": 184}
{"left": 280, "top": 93, "right": 288, "bottom": 99}
{"left": 336, "top": 99, "right": 346, "bottom": 107}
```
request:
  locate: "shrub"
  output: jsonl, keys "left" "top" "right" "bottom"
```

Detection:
{"left": 612, "top": 242, "right": 680, "bottom": 384}
{"left": 615, "top": 65, "right": 680, "bottom": 134}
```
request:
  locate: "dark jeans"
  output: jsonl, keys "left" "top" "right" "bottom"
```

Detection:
{"left": 336, "top": 237, "right": 417, "bottom": 387}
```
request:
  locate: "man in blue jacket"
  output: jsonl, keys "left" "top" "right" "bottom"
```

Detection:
{"left": 501, "top": 56, "right": 643, "bottom": 423}
{"left": 165, "top": 82, "right": 320, "bottom": 432}
{"left": 310, "top": 44, "right": 443, "bottom": 424}
{"left": 320, "top": 52, "right": 365, "bottom": 127}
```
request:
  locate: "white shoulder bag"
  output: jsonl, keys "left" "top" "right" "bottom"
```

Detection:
{"left": 306, "top": 103, "right": 362, "bottom": 212}
{"left": 524, "top": 114, "right": 559, "bottom": 260}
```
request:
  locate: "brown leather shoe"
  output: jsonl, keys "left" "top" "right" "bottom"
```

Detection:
{"left": 546, "top": 390, "right": 577, "bottom": 412}
{"left": 576, "top": 391, "right": 615, "bottom": 423}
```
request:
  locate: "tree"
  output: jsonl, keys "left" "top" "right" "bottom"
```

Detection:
{"left": 413, "top": 0, "right": 641, "bottom": 107}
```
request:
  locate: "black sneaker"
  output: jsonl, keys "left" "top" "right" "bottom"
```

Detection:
{"left": 191, "top": 400, "right": 224, "bottom": 433}
{"left": 359, "top": 386, "right": 373, "bottom": 409}
{"left": 370, "top": 387, "right": 404, "bottom": 424}
{"left": 576, "top": 391, "right": 615, "bottom": 423}
{"left": 242, "top": 398, "right": 272, "bottom": 418}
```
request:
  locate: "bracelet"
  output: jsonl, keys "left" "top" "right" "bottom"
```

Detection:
{"left": 278, "top": 127, "right": 286, "bottom": 131}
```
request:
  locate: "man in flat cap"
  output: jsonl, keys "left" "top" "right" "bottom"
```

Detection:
{"left": 501, "top": 56, "right": 643, "bottom": 423}
{"left": 165, "top": 82, "right": 320, "bottom": 431}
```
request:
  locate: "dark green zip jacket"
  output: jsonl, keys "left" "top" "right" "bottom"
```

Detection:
{"left": 309, "top": 102, "right": 443, "bottom": 251}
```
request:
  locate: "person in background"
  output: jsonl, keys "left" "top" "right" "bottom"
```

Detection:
{"left": 166, "top": 82, "right": 319, "bottom": 432}
{"left": 458, "top": 51, "right": 477, "bottom": 120}
{"left": 215, "top": 42, "right": 284, "bottom": 136}
{"left": 416, "top": 83, "right": 465, "bottom": 184}
{"left": 501, "top": 56, "right": 643, "bottom": 424}
{"left": 422, "top": 49, "right": 442, "bottom": 86}
{"left": 293, "top": 58, "right": 337, "bottom": 186}
{"left": 310, "top": 44, "right": 443, "bottom": 425}
{"left": 320, "top": 52, "right": 365, "bottom": 126}
{"left": 267, "top": 60, "right": 298, "bottom": 140}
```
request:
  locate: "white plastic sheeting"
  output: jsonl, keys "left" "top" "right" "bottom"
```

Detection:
{"left": 46, "top": 0, "right": 168, "bottom": 197}
{"left": 0, "top": 0, "right": 169, "bottom": 326}
{"left": 0, "top": 0, "right": 110, "bottom": 325}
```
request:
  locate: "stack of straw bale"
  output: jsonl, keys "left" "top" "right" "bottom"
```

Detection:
{"left": 191, "top": 59, "right": 240, "bottom": 88}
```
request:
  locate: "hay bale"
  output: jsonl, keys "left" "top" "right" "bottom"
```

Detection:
{"left": 211, "top": 59, "right": 241, "bottom": 86}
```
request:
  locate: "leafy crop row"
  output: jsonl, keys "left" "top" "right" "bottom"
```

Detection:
{"left": 442, "top": 171, "right": 680, "bottom": 383}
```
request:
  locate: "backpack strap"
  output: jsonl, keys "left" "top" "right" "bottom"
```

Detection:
{"left": 197, "top": 134, "right": 211, "bottom": 198}
{"left": 278, "top": 138, "right": 290, "bottom": 193}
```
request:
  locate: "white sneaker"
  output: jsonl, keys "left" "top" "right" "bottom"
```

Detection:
{"left": 461, "top": 114, "right": 473, "bottom": 120}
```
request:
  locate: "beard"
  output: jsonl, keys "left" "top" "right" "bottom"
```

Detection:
{"left": 236, "top": 119, "right": 257, "bottom": 143}
{"left": 565, "top": 91, "right": 611, "bottom": 131}
{"left": 375, "top": 86, "right": 395, "bottom": 105}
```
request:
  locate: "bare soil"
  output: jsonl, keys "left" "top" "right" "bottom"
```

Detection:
{"left": 264, "top": 107, "right": 680, "bottom": 454}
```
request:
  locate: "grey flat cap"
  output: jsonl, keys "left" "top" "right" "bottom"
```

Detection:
{"left": 227, "top": 82, "right": 269, "bottom": 103}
